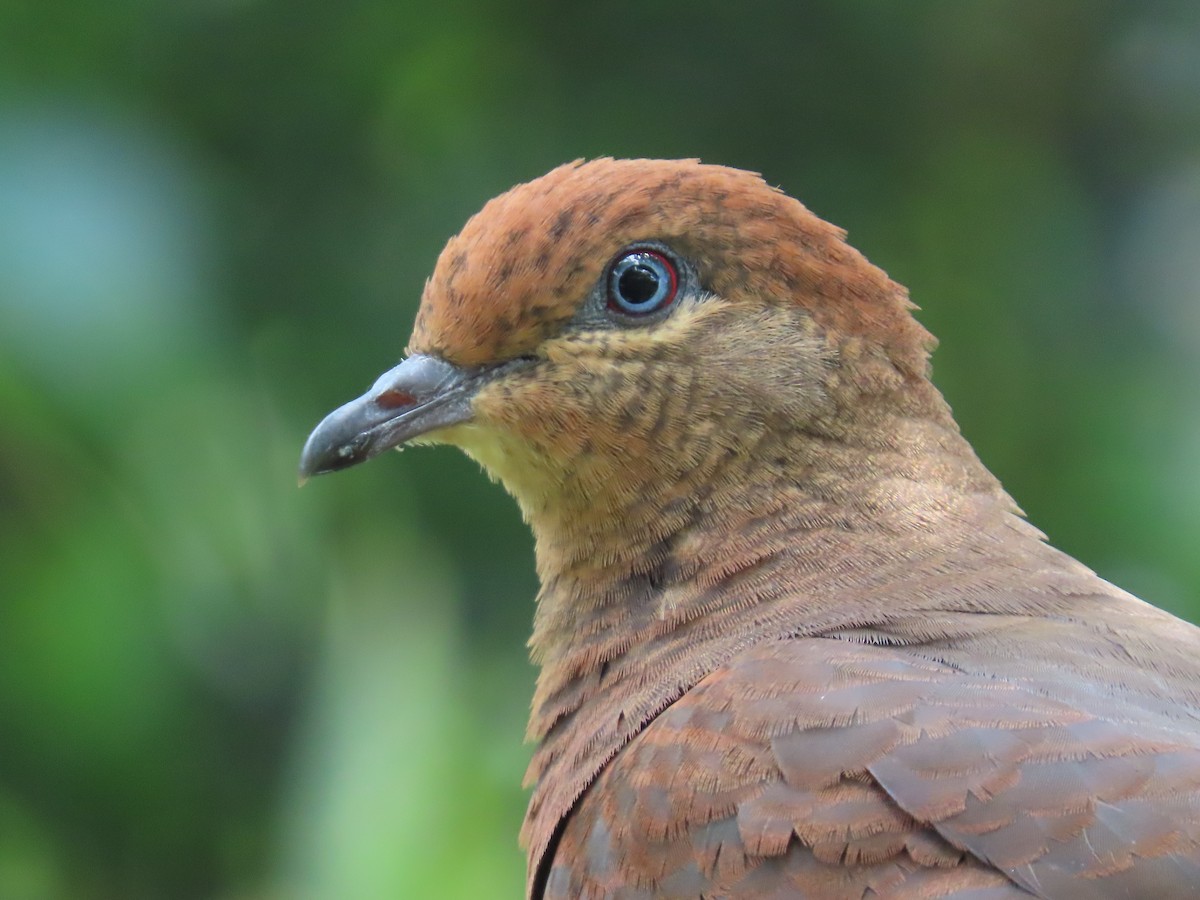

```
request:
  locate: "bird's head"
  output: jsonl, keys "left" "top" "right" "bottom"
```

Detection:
{"left": 300, "top": 159, "right": 958, "bottom": 545}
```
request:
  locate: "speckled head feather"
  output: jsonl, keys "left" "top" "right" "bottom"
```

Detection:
{"left": 409, "top": 158, "right": 933, "bottom": 379}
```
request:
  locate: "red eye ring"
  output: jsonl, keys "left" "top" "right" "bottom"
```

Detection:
{"left": 607, "top": 248, "right": 678, "bottom": 315}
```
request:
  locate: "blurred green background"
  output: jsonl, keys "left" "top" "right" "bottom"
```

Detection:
{"left": 2, "top": 2, "right": 1198, "bottom": 897}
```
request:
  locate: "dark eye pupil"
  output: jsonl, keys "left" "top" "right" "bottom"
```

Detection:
{"left": 618, "top": 265, "right": 660, "bottom": 305}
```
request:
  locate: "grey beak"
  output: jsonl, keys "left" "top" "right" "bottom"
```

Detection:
{"left": 298, "top": 354, "right": 475, "bottom": 480}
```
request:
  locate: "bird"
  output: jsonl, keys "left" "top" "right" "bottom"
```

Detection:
{"left": 299, "top": 158, "right": 1200, "bottom": 899}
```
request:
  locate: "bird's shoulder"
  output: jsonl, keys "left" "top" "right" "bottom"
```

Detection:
{"left": 540, "top": 632, "right": 1200, "bottom": 899}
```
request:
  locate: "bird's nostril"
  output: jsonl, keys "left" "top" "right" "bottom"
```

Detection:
{"left": 375, "top": 388, "right": 418, "bottom": 409}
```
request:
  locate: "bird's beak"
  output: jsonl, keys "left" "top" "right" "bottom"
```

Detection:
{"left": 298, "top": 353, "right": 477, "bottom": 481}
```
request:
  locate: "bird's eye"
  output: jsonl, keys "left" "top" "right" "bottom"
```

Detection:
{"left": 607, "top": 249, "right": 678, "bottom": 315}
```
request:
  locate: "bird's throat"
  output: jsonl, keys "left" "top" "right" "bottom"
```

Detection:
{"left": 503, "top": 395, "right": 1048, "bottom": 877}
{"left": 454, "top": 390, "right": 1023, "bottom": 736}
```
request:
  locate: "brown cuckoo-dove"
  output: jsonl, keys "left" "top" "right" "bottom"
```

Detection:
{"left": 299, "top": 159, "right": 1200, "bottom": 899}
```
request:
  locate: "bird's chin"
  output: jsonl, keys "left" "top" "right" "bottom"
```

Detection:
{"left": 440, "top": 423, "right": 560, "bottom": 507}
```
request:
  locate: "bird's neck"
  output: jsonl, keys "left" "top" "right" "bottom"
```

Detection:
{"left": 517, "top": 383, "right": 1048, "bottom": 749}
{"left": 498, "top": 378, "right": 1067, "bottom": 865}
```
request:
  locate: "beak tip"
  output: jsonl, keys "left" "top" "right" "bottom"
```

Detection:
{"left": 297, "top": 427, "right": 347, "bottom": 483}
{"left": 296, "top": 435, "right": 325, "bottom": 485}
{"left": 298, "top": 426, "right": 374, "bottom": 481}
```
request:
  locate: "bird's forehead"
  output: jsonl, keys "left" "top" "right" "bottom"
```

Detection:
{"left": 407, "top": 158, "right": 756, "bottom": 365}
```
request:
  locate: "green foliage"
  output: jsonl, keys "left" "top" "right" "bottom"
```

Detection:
{"left": 1, "top": 2, "right": 1198, "bottom": 896}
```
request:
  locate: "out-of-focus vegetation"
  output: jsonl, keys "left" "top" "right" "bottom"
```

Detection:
{"left": 1, "top": 2, "right": 1198, "bottom": 897}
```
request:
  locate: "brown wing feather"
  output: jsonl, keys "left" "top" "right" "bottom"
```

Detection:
{"left": 540, "top": 637, "right": 1200, "bottom": 899}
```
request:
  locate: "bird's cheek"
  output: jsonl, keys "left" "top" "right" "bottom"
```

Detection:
{"left": 470, "top": 373, "right": 596, "bottom": 461}
{"left": 445, "top": 376, "right": 606, "bottom": 515}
